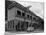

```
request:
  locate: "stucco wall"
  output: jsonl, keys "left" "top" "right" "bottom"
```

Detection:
{"left": 8, "top": 7, "right": 17, "bottom": 21}
{"left": 8, "top": 7, "right": 25, "bottom": 21}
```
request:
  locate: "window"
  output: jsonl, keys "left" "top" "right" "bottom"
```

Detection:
{"left": 17, "top": 10, "right": 21, "bottom": 15}
{"left": 30, "top": 16, "right": 32, "bottom": 19}
{"left": 22, "top": 13, "right": 25, "bottom": 16}
{"left": 27, "top": 15, "right": 29, "bottom": 18}
{"left": 33, "top": 17, "right": 36, "bottom": 20}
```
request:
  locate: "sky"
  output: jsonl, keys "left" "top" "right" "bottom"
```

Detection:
{"left": 9, "top": 0, "right": 44, "bottom": 19}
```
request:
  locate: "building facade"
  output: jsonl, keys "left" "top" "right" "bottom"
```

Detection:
{"left": 5, "top": 1, "right": 44, "bottom": 32}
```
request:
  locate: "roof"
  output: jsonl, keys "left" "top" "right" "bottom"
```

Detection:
{"left": 6, "top": 1, "right": 44, "bottom": 23}
{"left": 6, "top": 1, "right": 37, "bottom": 16}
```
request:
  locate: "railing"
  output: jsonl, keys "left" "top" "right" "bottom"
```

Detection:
{"left": 15, "top": 15, "right": 32, "bottom": 21}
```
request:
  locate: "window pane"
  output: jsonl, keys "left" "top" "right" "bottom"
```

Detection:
{"left": 17, "top": 10, "right": 21, "bottom": 15}
{"left": 22, "top": 13, "right": 25, "bottom": 16}
{"left": 27, "top": 15, "right": 29, "bottom": 18}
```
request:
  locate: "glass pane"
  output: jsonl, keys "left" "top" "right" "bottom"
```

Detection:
{"left": 22, "top": 13, "right": 25, "bottom": 16}
{"left": 27, "top": 15, "right": 29, "bottom": 18}
{"left": 17, "top": 10, "right": 21, "bottom": 15}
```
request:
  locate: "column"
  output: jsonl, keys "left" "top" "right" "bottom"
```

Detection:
{"left": 20, "top": 21, "right": 21, "bottom": 31}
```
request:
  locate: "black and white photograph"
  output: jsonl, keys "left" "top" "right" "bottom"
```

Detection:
{"left": 5, "top": 0, "right": 44, "bottom": 35}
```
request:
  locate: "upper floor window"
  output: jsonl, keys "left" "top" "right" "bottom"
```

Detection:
{"left": 27, "top": 15, "right": 29, "bottom": 18}
{"left": 22, "top": 13, "right": 25, "bottom": 16}
{"left": 30, "top": 16, "right": 32, "bottom": 19}
{"left": 33, "top": 17, "right": 36, "bottom": 20}
{"left": 17, "top": 10, "right": 21, "bottom": 15}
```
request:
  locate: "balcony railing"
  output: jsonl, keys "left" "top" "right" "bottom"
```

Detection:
{"left": 15, "top": 15, "right": 32, "bottom": 20}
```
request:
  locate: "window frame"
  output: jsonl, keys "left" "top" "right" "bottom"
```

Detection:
{"left": 27, "top": 15, "right": 29, "bottom": 18}
{"left": 17, "top": 10, "right": 21, "bottom": 16}
{"left": 22, "top": 12, "right": 25, "bottom": 16}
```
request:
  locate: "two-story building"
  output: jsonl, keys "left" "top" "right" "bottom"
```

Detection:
{"left": 5, "top": 1, "right": 44, "bottom": 32}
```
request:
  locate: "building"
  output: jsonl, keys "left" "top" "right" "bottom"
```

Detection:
{"left": 5, "top": 1, "right": 44, "bottom": 32}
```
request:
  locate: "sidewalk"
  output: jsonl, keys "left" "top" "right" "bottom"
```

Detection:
{"left": 5, "top": 29, "right": 44, "bottom": 35}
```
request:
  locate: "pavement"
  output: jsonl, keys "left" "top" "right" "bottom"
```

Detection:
{"left": 5, "top": 29, "right": 44, "bottom": 35}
